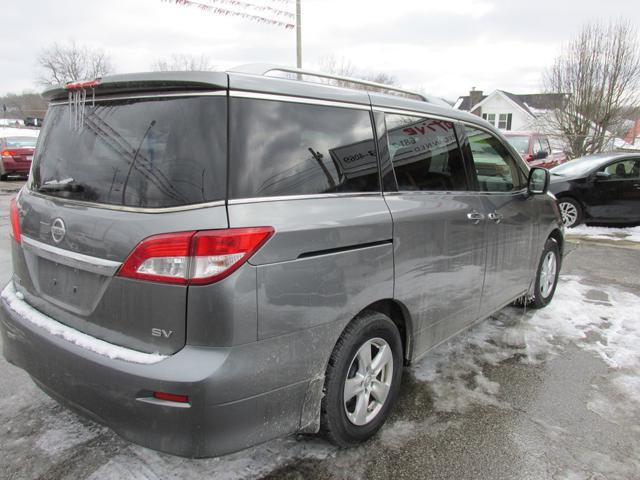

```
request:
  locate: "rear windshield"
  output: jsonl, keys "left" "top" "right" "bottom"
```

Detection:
{"left": 5, "top": 137, "right": 37, "bottom": 148}
{"left": 31, "top": 96, "right": 226, "bottom": 208}
{"left": 504, "top": 135, "right": 529, "bottom": 155}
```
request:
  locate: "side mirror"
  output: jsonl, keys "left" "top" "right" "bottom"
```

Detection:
{"left": 534, "top": 150, "right": 549, "bottom": 160}
{"left": 528, "top": 167, "right": 549, "bottom": 194}
{"left": 594, "top": 171, "right": 610, "bottom": 180}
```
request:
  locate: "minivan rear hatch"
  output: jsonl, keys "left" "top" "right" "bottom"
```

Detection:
{"left": 14, "top": 78, "right": 228, "bottom": 355}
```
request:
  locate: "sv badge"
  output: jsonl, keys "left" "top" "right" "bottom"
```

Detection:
{"left": 151, "top": 328, "right": 174, "bottom": 338}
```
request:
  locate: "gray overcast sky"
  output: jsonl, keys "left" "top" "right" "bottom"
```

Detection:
{"left": 1, "top": 0, "right": 638, "bottom": 100}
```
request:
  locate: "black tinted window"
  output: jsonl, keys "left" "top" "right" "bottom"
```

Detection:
{"left": 603, "top": 159, "right": 640, "bottom": 179}
{"left": 229, "top": 99, "right": 379, "bottom": 198}
{"left": 31, "top": 96, "right": 226, "bottom": 208}
{"left": 385, "top": 114, "right": 468, "bottom": 191}
{"left": 465, "top": 126, "right": 527, "bottom": 192}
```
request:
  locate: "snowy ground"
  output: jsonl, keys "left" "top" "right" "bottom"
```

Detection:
{"left": 566, "top": 224, "right": 640, "bottom": 243}
{"left": 0, "top": 187, "right": 639, "bottom": 479}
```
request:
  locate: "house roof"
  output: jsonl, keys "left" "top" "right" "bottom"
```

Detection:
{"left": 455, "top": 90, "right": 567, "bottom": 115}
{"left": 454, "top": 94, "right": 486, "bottom": 111}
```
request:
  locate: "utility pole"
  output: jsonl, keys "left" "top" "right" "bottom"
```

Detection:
{"left": 296, "top": 0, "right": 302, "bottom": 68}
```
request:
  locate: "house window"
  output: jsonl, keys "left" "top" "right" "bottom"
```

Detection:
{"left": 482, "top": 113, "right": 496, "bottom": 126}
{"left": 497, "top": 113, "right": 513, "bottom": 130}
{"left": 498, "top": 114, "right": 508, "bottom": 129}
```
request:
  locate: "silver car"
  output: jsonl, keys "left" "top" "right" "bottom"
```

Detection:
{"left": 0, "top": 66, "right": 563, "bottom": 457}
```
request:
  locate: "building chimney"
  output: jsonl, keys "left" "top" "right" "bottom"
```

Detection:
{"left": 469, "top": 87, "right": 483, "bottom": 113}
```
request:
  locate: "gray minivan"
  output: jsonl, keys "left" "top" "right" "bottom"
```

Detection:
{"left": 0, "top": 65, "right": 563, "bottom": 457}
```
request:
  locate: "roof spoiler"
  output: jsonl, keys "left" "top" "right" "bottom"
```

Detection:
{"left": 42, "top": 71, "right": 229, "bottom": 101}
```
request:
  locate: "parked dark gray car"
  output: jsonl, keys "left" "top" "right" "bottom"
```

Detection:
{"left": 0, "top": 65, "right": 564, "bottom": 457}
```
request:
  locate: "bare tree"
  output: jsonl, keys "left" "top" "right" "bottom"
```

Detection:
{"left": 152, "top": 54, "right": 216, "bottom": 72}
{"left": 1, "top": 92, "right": 48, "bottom": 119}
{"left": 37, "top": 41, "right": 112, "bottom": 87}
{"left": 544, "top": 20, "right": 640, "bottom": 157}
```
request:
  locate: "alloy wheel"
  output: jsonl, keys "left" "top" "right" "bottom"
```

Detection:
{"left": 559, "top": 201, "right": 578, "bottom": 227}
{"left": 343, "top": 338, "right": 394, "bottom": 426}
{"left": 539, "top": 250, "right": 557, "bottom": 298}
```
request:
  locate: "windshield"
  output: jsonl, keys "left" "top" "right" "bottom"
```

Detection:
{"left": 5, "top": 137, "right": 37, "bottom": 148}
{"left": 505, "top": 135, "right": 529, "bottom": 155}
{"left": 31, "top": 96, "right": 226, "bottom": 208}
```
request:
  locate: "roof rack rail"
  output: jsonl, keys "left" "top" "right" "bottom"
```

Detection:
{"left": 229, "top": 63, "right": 427, "bottom": 102}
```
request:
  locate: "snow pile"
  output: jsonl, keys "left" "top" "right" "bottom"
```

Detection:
{"left": 0, "top": 282, "right": 167, "bottom": 365}
{"left": 566, "top": 224, "right": 640, "bottom": 243}
{"left": 411, "top": 275, "right": 640, "bottom": 413}
{"left": 411, "top": 319, "right": 512, "bottom": 413}
{"left": 529, "top": 276, "right": 640, "bottom": 370}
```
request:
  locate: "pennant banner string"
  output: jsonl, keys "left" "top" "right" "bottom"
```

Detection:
{"left": 201, "top": 0, "right": 294, "bottom": 18}
{"left": 169, "top": 0, "right": 295, "bottom": 29}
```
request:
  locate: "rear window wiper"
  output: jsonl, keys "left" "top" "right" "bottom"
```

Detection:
{"left": 37, "top": 178, "right": 86, "bottom": 193}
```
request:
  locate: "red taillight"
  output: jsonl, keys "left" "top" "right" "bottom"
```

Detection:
{"left": 118, "top": 231, "right": 194, "bottom": 285}
{"left": 1, "top": 150, "right": 16, "bottom": 158}
{"left": 153, "top": 391, "right": 190, "bottom": 404}
{"left": 118, "top": 227, "right": 274, "bottom": 285}
{"left": 10, "top": 198, "right": 21, "bottom": 244}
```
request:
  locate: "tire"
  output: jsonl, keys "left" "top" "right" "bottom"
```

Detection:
{"left": 529, "top": 238, "right": 561, "bottom": 309}
{"left": 0, "top": 174, "right": 8, "bottom": 181}
{"left": 557, "top": 198, "right": 582, "bottom": 228}
{"left": 320, "top": 311, "right": 403, "bottom": 447}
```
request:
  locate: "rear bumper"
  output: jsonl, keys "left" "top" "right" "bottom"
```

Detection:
{"left": 1, "top": 158, "right": 30, "bottom": 174}
{"left": 0, "top": 282, "right": 311, "bottom": 457}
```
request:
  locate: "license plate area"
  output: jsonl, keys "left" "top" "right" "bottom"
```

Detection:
{"left": 35, "top": 258, "right": 108, "bottom": 314}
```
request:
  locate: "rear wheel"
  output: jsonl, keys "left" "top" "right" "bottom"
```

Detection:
{"left": 557, "top": 198, "right": 582, "bottom": 228}
{"left": 529, "top": 238, "right": 560, "bottom": 309}
{"left": 0, "top": 174, "right": 8, "bottom": 181}
{"left": 321, "top": 312, "right": 403, "bottom": 447}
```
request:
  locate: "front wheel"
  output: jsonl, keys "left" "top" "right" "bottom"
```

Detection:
{"left": 557, "top": 198, "right": 582, "bottom": 228}
{"left": 529, "top": 238, "right": 561, "bottom": 309}
{"left": 320, "top": 312, "right": 403, "bottom": 447}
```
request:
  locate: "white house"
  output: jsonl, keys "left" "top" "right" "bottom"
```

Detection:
{"left": 453, "top": 89, "right": 567, "bottom": 132}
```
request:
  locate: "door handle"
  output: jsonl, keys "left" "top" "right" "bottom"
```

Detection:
{"left": 488, "top": 212, "right": 504, "bottom": 223}
{"left": 467, "top": 211, "right": 485, "bottom": 224}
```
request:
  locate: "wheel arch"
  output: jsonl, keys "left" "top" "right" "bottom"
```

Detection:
{"left": 548, "top": 228, "right": 564, "bottom": 258}
{"left": 555, "top": 193, "right": 587, "bottom": 214}
{"left": 352, "top": 298, "right": 414, "bottom": 365}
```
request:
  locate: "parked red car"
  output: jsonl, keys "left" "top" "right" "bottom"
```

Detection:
{"left": 0, "top": 134, "right": 38, "bottom": 180}
{"left": 504, "top": 131, "right": 567, "bottom": 169}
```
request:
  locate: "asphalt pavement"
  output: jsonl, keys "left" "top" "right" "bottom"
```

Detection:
{"left": 0, "top": 183, "right": 638, "bottom": 480}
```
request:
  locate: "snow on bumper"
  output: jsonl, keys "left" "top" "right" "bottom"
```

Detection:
{"left": 0, "top": 281, "right": 166, "bottom": 364}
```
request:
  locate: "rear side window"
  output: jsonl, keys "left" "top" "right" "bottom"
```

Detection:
{"left": 229, "top": 99, "right": 379, "bottom": 199}
{"left": 465, "top": 126, "right": 527, "bottom": 192}
{"left": 31, "top": 96, "right": 227, "bottom": 208}
{"left": 385, "top": 114, "right": 469, "bottom": 191}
